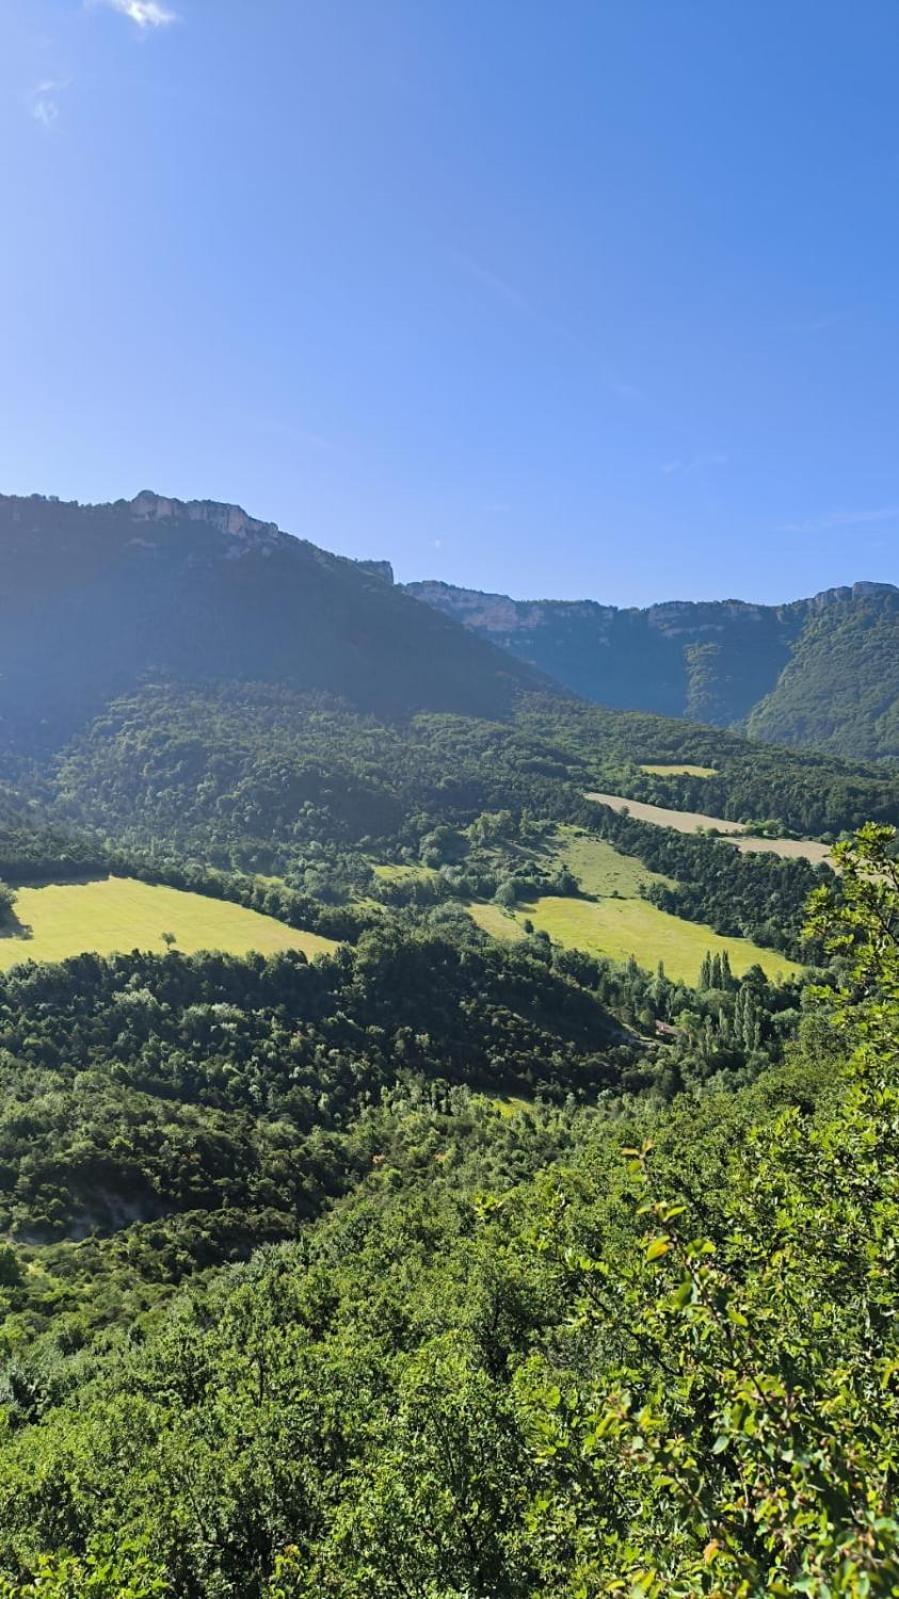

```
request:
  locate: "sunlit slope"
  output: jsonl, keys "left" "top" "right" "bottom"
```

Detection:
{"left": 0, "top": 876, "right": 337, "bottom": 969}
{"left": 468, "top": 829, "right": 802, "bottom": 984}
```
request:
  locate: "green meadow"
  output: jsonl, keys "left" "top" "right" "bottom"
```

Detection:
{"left": 0, "top": 876, "right": 338, "bottom": 970}
{"left": 514, "top": 894, "right": 801, "bottom": 985}
{"left": 468, "top": 827, "right": 802, "bottom": 984}
{"left": 555, "top": 826, "right": 672, "bottom": 897}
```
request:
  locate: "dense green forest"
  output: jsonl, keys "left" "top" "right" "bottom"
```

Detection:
{"left": 0, "top": 827, "right": 893, "bottom": 1594}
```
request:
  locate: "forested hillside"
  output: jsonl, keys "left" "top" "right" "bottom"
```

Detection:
{"left": 0, "top": 492, "right": 544, "bottom": 754}
{"left": 407, "top": 577, "right": 899, "bottom": 760}
{"left": 0, "top": 492, "right": 897, "bottom": 1594}
{"left": 0, "top": 829, "right": 894, "bottom": 1595}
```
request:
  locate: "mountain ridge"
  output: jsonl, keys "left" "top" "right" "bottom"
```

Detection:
{"left": 403, "top": 576, "right": 899, "bottom": 758}
{"left": 0, "top": 490, "right": 551, "bottom": 752}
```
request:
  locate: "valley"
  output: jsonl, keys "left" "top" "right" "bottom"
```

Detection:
{"left": 6, "top": 4, "right": 899, "bottom": 1586}
{"left": 407, "top": 577, "right": 899, "bottom": 760}
{"left": 0, "top": 492, "right": 892, "bottom": 1596}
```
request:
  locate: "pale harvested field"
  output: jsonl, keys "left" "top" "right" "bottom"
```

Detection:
{"left": 584, "top": 793, "right": 833, "bottom": 867}
{"left": 585, "top": 792, "right": 746, "bottom": 834}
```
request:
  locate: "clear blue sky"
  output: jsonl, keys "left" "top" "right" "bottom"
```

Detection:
{"left": 2, "top": 1, "right": 899, "bottom": 605}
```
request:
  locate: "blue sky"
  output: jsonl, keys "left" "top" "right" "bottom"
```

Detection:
{"left": 2, "top": 1, "right": 899, "bottom": 605}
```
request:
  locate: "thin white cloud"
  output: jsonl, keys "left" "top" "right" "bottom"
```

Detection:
{"left": 93, "top": 0, "right": 178, "bottom": 29}
{"left": 661, "top": 452, "right": 728, "bottom": 476}
{"left": 454, "top": 253, "right": 531, "bottom": 313}
{"left": 608, "top": 378, "right": 645, "bottom": 402}
{"left": 28, "top": 79, "right": 68, "bottom": 128}
{"left": 778, "top": 505, "right": 899, "bottom": 535}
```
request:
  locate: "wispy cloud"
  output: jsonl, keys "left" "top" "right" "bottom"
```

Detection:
{"left": 453, "top": 253, "right": 531, "bottom": 313}
{"left": 608, "top": 378, "right": 645, "bottom": 402}
{"left": 661, "top": 451, "right": 728, "bottom": 476}
{"left": 92, "top": 0, "right": 178, "bottom": 29}
{"left": 790, "top": 310, "right": 852, "bottom": 335}
{"left": 777, "top": 505, "right": 899, "bottom": 535}
{"left": 28, "top": 79, "right": 68, "bottom": 128}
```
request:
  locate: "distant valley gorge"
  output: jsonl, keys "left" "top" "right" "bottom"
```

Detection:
{"left": 404, "top": 576, "right": 899, "bottom": 761}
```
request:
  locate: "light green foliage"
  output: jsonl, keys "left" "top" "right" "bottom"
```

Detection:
{"left": 522, "top": 823, "right": 899, "bottom": 1593}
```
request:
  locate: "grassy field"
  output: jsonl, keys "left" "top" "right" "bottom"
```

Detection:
{"left": 0, "top": 877, "right": 338, "bottom": 970}
{"left": 556, "top": 826, "right": 672, "bottom": 897}
{"left": 584, "top": 792, "right": 833, "bottom": 866}
{"left": 467, "top": 902, "right": 524, "bottom": 942}
{"left": 640, "top": 762, "right": 717, "bottom": 778}
{"left": 372, "top": 862, "right": 441, "bottom": 884}
{"left": 513, "top": 895, "right": 801, "bottom": 985}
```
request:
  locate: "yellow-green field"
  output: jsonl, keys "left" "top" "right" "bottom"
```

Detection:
{"left": 466, "top": 825, "right": 802, "bottom": 982}
{"left": 467, "top": 902, "right": 524, "bottom": 942}
{"left": 372, "top": 862, "right": 441, "bottom": 884}
{"left": 556, "top": 827, "right": 672, "bottom": 897}
{"left": 640, "top": 763, "right": 718, "bottom": 778}
{"left": 0, "top": 877, "right": 338, "bottom": 970}
{"left": 511, "top": 895, "right": 801, "bottom": 985}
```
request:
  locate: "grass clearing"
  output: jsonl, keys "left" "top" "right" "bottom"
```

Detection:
{"left": 483, "top": 1093, "right": 533, "bottom": 1118}
{"left": 515, "top": 895, "right": 802, "bottom": 985}
{"left": 556, "top": 826, "right": 672, "bottom": 897}
{"left": 584, "top": 792, "right": 833, "bottom": 866}
{"left": 372, "top": 863, "right": 441, "bottom": 884}
{"left": 0, "top": 876, "right": 338, "bottom": 970}
{"left": 640, "top": 763, "right": 718, "bottom": 778}
{"left": 467, "top": 902, "right": 524, "bottom": 942}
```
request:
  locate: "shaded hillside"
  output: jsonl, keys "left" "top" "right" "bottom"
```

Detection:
{"left": 0, "top": 492, "right": 545, "bottom": 752}
{"left": 405, "top": 578, "right": 899, "bottom": 758}
{"left": 747, "top": 589, "right": 899, "bottom": 759}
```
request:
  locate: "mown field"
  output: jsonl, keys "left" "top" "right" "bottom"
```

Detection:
{"left": 584, "top": 791, "right": 834, "bottom": 865}
{"left": 0, "top": 876, "right": 338, "bottom": 969}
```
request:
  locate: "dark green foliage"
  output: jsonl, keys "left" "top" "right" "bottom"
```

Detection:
{"left": 748, "top": 590, "right": 899, "bottom": 759}
{"left": 522, "top": 695, "right": 899, "bottom": 834}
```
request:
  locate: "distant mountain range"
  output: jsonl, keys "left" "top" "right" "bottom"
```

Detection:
{"left": 0, "top": 492, "right": 546, "bottom": 753}
{"left": 404, "top": 578, "right": 899, "bottom": 761}
{"left": 3, "top": 490, "right": 897, "bottom": 767}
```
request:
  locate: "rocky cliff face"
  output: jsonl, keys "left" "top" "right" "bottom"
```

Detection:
{"left": 128, "top": 491, "right": 284, "bottom": 556}
{"left": 404, "top": 577, "right": 899, "bottom": 758}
